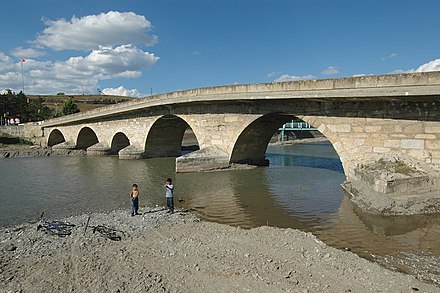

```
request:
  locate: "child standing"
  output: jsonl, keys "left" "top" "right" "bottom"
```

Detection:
{"left": 130, "top": 183, "right": 140, "bottom": 216}
{"left": 164, "top": 178, "right": 174, "bottom": 213}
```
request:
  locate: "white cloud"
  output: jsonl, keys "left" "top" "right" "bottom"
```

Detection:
{"left": 62, "top": 45, "right": 159, "bottom": 79}
{"left": 11, "top": 47, "right": 45, "bottom": 58}
{"left": 388, "top": 58, "right": 440, "bottom": 75}
{"left": 34, "top": 11, "right": 157, "bottom": 51}
{"left": 415, "top": 58, "right": 440, "bottom": 72}
{"left": 102, "top": 86, "right": 145, "bottom": 98}
{"left": 381, "top": 53, "right": 398, "bottom": 61}
{"left": 267, "top": 71, "right": 283, "bottom": 78}
{"left": 0, "top": 11, "right": 161, "bottom": 95}
{"left": 274, "top": 74, "right": 316, "bottom": 82}
{"left": 0, "top": 45, "right": 159, "bottom": 95}
{"left": 390, "top": 69, "right": 414, "bottom": 74}
{"left": 321, "top": 66, "right": 339, "bottom": 75}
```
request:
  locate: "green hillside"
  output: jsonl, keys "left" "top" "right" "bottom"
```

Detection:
{"left": 28, "top": 94, "right": 137, "bottom": 112}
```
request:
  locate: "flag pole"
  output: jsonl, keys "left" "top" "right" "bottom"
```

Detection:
{"left": 20, "top": 58, "right": 25, "bottom": 93}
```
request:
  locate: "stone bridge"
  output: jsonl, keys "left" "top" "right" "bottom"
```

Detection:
{"left": 28, "top": 72, "right": 440, "bottom": 179}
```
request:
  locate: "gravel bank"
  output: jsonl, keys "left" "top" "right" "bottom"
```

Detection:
{"left": 1, "top": 207, "right": 438, "bottom": 292}
{"left": 0, "top": 144, "right": 86, "bottom": 158}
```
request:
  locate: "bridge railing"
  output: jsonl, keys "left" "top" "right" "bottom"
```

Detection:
{"left": 279, "top": 121, "right": 317, "bottom": 131}
{"left": 277, "top": 121, "right": 318, "bottom": 143}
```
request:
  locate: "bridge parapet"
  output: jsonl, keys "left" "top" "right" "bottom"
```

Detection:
{"left": 40, "top": 71, "right": 440, "bottom": 128}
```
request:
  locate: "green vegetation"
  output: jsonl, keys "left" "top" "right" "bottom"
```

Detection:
{"left": 61, "top": 97, "right": 80, "bottom": 115}
{"left": 358, "top": 157, "right": 419, "bottom": 176}
{"left": 0, "top": 90, "right": 83, "bottom": 123}
{"left": 1, "top": 90, "right": 54, "bottom": 122}
{"left": 394, "top": 158, "right": 416, "bottom": 175}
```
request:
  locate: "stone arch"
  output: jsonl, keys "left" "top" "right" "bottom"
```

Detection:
{"left": 110, "top": 132, "right": 130, "bottom": 155}
{"left": 298, "top": 116, "right": 348, "bottom": 176}
{"left": 230, "top": 113, "right": 294, "bottom": 165}
{"left": 144, "top": 115, "right": 200, "bottom": 158}
{"left": 230, "top": 113, "right": 345, "bottom": 174}
{"left": 76, "top": 127, "right": 99, "bottom": 149}
{"left": 47, "top": 129, "right": 66, "bottom": 147}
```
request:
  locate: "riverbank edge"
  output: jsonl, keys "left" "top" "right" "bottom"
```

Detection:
{"left": 0, "top": 144, "right": 86, "bottom": 158}
{"left": 342, "top": 180, "right": 440, "bottom": 216}
{"left": 1, "top": 206, "right": 438, "bottom": 292}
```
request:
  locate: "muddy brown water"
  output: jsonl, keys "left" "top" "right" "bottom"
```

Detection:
{"left": 1, "top": 141, "right": 439, "bottom": 283}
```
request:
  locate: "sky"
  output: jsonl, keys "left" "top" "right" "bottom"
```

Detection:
{"left": 1, "top": 0, "right": 439, "bottom": 97}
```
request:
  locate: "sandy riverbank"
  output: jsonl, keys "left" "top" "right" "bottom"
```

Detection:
{"left": 1, "top": 207, "right": 438, "bottom": 292}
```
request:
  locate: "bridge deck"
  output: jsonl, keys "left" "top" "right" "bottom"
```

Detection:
{"left": 39, "top": 71, "right": 440, "bottom": 128}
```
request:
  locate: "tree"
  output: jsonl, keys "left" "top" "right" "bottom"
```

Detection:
{"left": 26, "top": 98, "right": 54, "bottom": 121}
{"left": 62, "top": 97, "right": 80, "bottom": 115}
{"left": 1, "top": 91, "right": 56, "bottom": 122}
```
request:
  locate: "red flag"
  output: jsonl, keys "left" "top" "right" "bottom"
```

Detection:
{"left": 21, "top": 58, "right": 25, "bottom": 63}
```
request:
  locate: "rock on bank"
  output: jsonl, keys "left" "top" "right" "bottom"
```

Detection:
{"left": 0, "top": 144, "right": 86, "bottom": 158}
{"left": 1, "top": 208, "right": 438, "bottom": 292}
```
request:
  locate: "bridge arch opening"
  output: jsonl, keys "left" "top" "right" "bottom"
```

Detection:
{"left": 110, "top": 132, "right": 130, "bottom": 155}
{"left": 230, "top": 113, "right": 343, "bottom": 174}
{"left": 76, "top": 127, "right": 99, "bottom": 149}
{"left": 144, "top": 115, "right": 199, "bottom": 158}
{"left": 47, "top": 129, "right": 65, "bottom": 147}
{"left": 230, "top": 113, "right": 294, "bottom": 165}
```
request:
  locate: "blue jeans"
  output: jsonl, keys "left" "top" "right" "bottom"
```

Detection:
{"left": 131, "top": 197, "right": 139, "bottom": 215}
{"left": 166, "top": 197, "right": 174, "bottom": 212}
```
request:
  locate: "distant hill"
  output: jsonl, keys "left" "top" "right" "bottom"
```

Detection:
{"left": 28, "top": 94, "right": 137, "bottom": 112}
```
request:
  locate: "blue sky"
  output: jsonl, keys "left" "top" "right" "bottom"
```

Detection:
{"left": 1, "top": 0, "right": 439, "bottom": 97}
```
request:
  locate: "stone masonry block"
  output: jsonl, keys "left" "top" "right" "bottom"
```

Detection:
{"left": 401, "top": 139, "right": 424, "bottom": 149}
{"left": 407, "top": 149, "right": 429, "bottom": 159}
{"left": 352, "top": 126, "right": 364, "bottom": 132}
{"left": 426, "top": 140, "right": 440, "bottom": 150}
{"left": 373, "top": 146, "right": 391, "bottom": 153}
{"left": 355, "top": 76, "right": 378, "bottom": 88}
{"left": 403, "top": 124, "right": 423, "bottom": 134}
{"left": 333, "top": 78, "right": 355, "bottom": 89}
{"left": 384, "top": 140, "right": 400, "bottom": 148}
{"left": 431, "top": 151, "right": 440, "bottom": 159}
{"left": 326, "top": 124, "right": 351, "bottom": 133}
{"left": 428, "top": 72, "right": 440, "bottom": 85}
{"left": 394, "top": 125, "right": 403, "bottom": 132}
{"left": 415, "top": 134, "right": 437, "bottom": 140}
{"left": 401, "top": 73, "right": 428, "bottom": 86}
{"left": 377, "top": 75, "right": 401, "bottom": 87}
{"left": 352, "top": 145, "right": 373, "bottom": 153}
{"left": 225, "top": 115, "right": 238, "bottom": 122}
{"left": 353, "top": 139, "right": 365, "bottom": 146}
{"left": 365, "top": 126, "right": 382, "bottom": 133}
{"left": 299, "top": 79, "right": 334, "bottom": 90}
{"left": 425, "top": 126, "right": 440, "bottom": 133}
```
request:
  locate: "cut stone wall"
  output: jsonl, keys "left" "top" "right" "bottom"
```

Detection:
{"left": 301, "top": 116, "right": 440, "bottom": 179}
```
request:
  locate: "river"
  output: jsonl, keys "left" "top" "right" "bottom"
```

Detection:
{"left": 1, "top": 141, "right": 439, "bottom": 283}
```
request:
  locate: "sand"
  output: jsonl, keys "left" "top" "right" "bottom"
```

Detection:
{"left": 1, "top": 206, "right": 438, "bottom": 293}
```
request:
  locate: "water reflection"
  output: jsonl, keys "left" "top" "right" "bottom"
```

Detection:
{"left": 1, "top": 142, "right": 439, "bottom": 266}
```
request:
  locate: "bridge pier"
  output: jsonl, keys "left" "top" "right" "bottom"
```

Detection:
{"left": 86, "top": 143, "right": 111, "bottom": 156}
{"left": 176, "top": 146, "right": 230, "bottom": 172}
{"left": 118, "top": 145, "right": 144, "bottom": 160}
{"left": 52, "top": 142, "right": 76, "bottom": 150}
